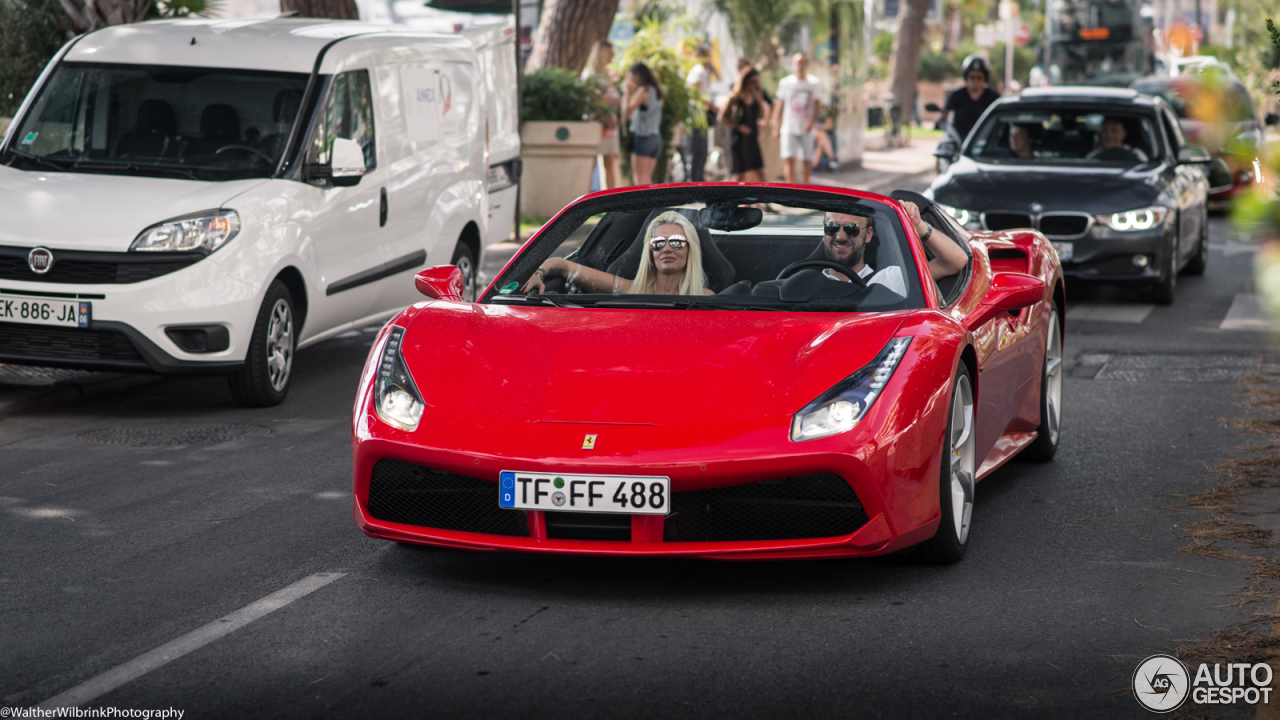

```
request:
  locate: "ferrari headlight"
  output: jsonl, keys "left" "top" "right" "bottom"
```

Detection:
{"left": 1096, "top": 206, "right": 1169, "bottom": 233}
{"left": 937, "top": 203, "right": 980, "bottom": 230}
{"left": 791, "top": 337, "right": 911, "bottom": 442}
{"left": 374, "top": 325, "right": 425, "bottom": 431}
{"left": 130, "top": 210, "right": 240, "bottom": 253}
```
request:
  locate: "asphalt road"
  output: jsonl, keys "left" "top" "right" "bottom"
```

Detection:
{"left": 0, "top": 214, "right": 1271, "bottom": 719}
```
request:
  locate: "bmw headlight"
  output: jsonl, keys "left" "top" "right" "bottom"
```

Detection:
{"left": 937, "top": 203, "right": 981, "bottom": 230}
{"left": 130, "top": 210, "right": 240, "bottom": 253}
{"left": 1096, "top": 206, "right": 1169, "bottom": 233}
{"left": 374, "top": 325, "right": 425, "bottom": 431}
{"left": 791, "top": 337, "right": 911, "bottom": 442}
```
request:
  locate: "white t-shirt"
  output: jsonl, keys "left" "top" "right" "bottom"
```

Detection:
{"left": 686, "top": 64, "right": 711, "bottom": 99}
{"left": 823, "top": 264, "right": 906, "bottom": 296}
{"left": 777, "top": 74, "right": 822, "bottom": 135}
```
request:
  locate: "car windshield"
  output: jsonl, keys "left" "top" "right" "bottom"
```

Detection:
{"left": 5, "top": 62, "right": 309, "bottom": 181}
{"left": 966, "top": 107, "right": 1162, "bottom": 166}
{"left": 484, "top": 187, "right": 927, "bottom": 313}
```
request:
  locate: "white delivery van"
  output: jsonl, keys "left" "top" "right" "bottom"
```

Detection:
{"left": 0, "top": 18, "right": 490, "bottom": 406}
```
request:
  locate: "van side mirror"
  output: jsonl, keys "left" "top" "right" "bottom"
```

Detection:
{"left": 415, "top": 266, "right": 464, "bottom": 301}
{"left": 962, "top": 272, "right": 1045, "bottom": 332}
{"left": 307, "top": 137, "right": 366, "bottom": 187}
{"left": 1266, "top": 113, "right": 1279, "bottom": 126}
{"left": 1177, "top": 144, "right": 1212, "bottom": 165}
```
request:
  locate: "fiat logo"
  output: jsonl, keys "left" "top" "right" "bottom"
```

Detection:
{"left": 28, "top": 247, "right": 54, "bottom": 274}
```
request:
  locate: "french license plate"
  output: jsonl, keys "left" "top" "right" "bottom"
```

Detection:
{"left": 1051, "top": 242, "right": 1074, "bottom": 262}
{"left": 498, "top": 470, "right": 670, "bottom": 515}
{"left": 0, "top": 294, "right": 90, "bottom": 328}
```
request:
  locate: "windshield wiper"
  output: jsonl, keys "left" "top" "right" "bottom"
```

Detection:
{"left": 490, "top": 294, "right": 582, "bottom": 308}
{"left": 7, "top": 149, "right": 69, "bottom": 172}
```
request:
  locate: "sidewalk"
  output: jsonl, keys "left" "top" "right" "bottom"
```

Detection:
{"left": 809, "top": 137, "right": 940, "bottom": 195}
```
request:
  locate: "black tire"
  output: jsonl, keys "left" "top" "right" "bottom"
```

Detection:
{"left": 1148, "top": 237, "right": 1176, "bottom": 305}
{"left": 1182, "top": 208, "right": 1208, "bottom": 276}
{"left": 450, "top": 242, "right": 478, "bottom": 302}
{"left": 1023, "top": 306, "right": 1062, "bottom": 461}
{"left": 228, "top": 280, "right": 295, "bottom": 407}
{"left": 913, "top": 365, "right": 975, "bottom": 564}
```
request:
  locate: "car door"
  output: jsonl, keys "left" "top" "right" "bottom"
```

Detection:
{"left": 300, "top": 68, "right": 389, "bottom": 333}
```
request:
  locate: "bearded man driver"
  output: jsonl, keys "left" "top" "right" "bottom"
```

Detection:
{"left": 821, "top": 201, "right": 968, "bottom": 294}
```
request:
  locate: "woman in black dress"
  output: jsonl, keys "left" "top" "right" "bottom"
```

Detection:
{"left": 719, "top": 68, "right": 770, "bottom": 182}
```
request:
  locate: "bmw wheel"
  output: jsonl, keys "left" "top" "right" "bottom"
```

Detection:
{"left": 914, "top": 365, "right": 976, "bottom": 564}
{"left": 450, "top": 242, "right": 477, "bottom": 302}
{"left": 1024, "top": 306, "right": 1062, "bottom": 461}
{"left": 1149, "top": 236, "right": 1177, "bottom": 305}
{"left": 228, "top": 279, "right": 295, "bottom": 407}
{"left": 1183, "top": 208, "right": 1208, "bottom": 276}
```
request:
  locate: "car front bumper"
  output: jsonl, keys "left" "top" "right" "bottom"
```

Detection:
{"left": 1052, "top": 221, "right": 1174, "bottom": 284}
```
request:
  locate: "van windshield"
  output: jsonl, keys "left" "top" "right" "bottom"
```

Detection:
{"left": 5, "top": 62, "right": 309, "bottom": 181}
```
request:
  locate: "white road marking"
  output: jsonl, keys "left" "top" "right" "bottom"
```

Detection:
{"left": 38, "top": 572, "right": 345, "bottom": 709}
{"left": 1067, "top": 303, "right": 1155, "bottom": 324}
{"left": 1221, "top": 293, "right": 1274, "bottom": 332}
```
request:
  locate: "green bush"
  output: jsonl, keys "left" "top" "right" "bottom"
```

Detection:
{"left": 873, "top": 31, "right": 894, "bottom": 64}
{"left": 0, "top": 0, "right": 69, "bottom": 117}
{"left": 918, "top": 50, "right": 959, "bottom": 82}
{"left": 521, "top": 68, "right": 609, "bottom": 123}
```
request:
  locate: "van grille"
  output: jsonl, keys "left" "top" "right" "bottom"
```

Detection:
{"left": 0, "top": 246, "right": 201, "bottom": 284}
{"left": 0, "top": 323, "right": 145, "bottom": 364}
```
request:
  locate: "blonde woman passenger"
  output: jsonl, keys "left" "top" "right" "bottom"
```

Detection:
{"left": 582, "top": 41, "right": 621, "bottom": 190}
{"left": 522, "top": 212, "right": 713, "bottom": 296}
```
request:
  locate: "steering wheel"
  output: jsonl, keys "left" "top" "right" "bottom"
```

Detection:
{"left": 775, "top": 259, "right": 869, "bottom": 288}
{"left": 215, "top": 144, "right": 274, "bottom": 164}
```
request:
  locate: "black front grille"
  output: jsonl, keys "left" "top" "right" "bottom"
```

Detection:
{"left": 0, "top": 323, "right": 145, "bottom": 363}
{"left": 367, "top": 459, "right": 528, "bottom": 537}
{"left": 0, "top": 246, "right": 201, "bottom": 284}
{"left": 667, "top": 473, "right": 869, "bottom": 542}
{"left": 983, "top": 213, "right": 1033, "bottom": 231}
{"left": 1038, "top": 214, "right": 1089, "bottom": 237}
{"left": 544, "top": 511, "right": 631, "bottom": 541}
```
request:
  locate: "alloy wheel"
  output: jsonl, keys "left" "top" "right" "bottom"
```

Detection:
{"left": 949, "top": 374, "right": 976, "bottom": 544}
{"left": 265, "top": 299, "right": 293, "bottom": 393}
{"left": 1044, "top": 311, "right": 1063, "bottom": 446}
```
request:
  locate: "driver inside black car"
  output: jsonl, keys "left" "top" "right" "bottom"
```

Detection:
{"left": 1086, "top": 117, "right": 1148, "bottom": 162}
{"left": 821, "top": 201, "right": 967, "bottom": 294}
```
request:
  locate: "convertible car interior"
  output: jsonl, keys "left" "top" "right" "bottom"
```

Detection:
{"left": 499, "top": 187, "right": 974, "bottom": 312}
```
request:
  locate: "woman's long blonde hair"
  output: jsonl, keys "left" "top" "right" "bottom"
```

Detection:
{"left": 582, "top": 40, "right": 614, "bottom": 80}
{"left": 628, "top": 211, "right": 707, "bottom": 295}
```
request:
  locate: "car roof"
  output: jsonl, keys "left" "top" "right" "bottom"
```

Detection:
{"left": 64, "top": 17, "right": 465, "bottom": 74}
{"left": 1014, "top": 86, "right": 1147, "bottom": 103}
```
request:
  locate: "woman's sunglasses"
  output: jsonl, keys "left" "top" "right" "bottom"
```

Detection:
{"left": 650, "top": 236, "right": 689, "bottom": 250}
{"left": 824, "top": 222, "right": 866, "bottom": 237}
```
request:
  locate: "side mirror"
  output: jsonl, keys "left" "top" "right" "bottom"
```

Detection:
{"left": 1266, "top": 113, "right": 1279, "bottom": 126}
{"left": 1177, "top": 144, "right": 1213, "bottom": 165}
{"left": 330, "top": 137, "right": 366, "bottom": 187}
{"left": 415, "top": 265, "right": 464, "bottom": 301}
{"left": 962, "top": 272, "right": 1045, "bottom": 331}
{"left": 925, "top": 103, "right": 942, "bottom": 113}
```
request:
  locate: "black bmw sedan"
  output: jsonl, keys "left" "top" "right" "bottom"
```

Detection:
{"left": 925, "top": 87, "right": 1211, "bottom": 304}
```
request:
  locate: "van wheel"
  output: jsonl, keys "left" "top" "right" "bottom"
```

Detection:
{"left": 451, "top": 242, "right": 478, "bottom": 302}
{"left": 228, "top": 280, "right": 295, "bottom": 407}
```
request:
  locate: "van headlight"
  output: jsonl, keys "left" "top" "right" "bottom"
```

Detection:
{"left": 791, "top": 337, "right": 911, "bottom": 442}
{"left": 130, "top": 210, "right": 240, "bottom": 253}
{"left": 1095, "top": 206, "right": 1169, "bottom": 232}
{"left": 937, "top": 203, "right": 980, "bottom": 230}
{"left": 374, "top": 325, "right": 425, "bottom": 431}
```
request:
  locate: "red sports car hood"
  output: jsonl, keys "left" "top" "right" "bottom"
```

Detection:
{"left": 395, "top": 304, "right": 912, "bottom": 458}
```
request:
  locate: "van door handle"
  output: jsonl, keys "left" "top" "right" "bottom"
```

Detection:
{"left": 379, "top": 187, "right": 388, "bottom": 228}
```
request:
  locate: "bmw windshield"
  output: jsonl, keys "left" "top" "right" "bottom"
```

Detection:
{"left": 4, "top": 62, "right": 309, "bottom": 181}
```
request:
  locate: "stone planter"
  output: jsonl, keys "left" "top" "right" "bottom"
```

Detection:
{"left": 519, "top": 121, "right": 602, "bottom": 218}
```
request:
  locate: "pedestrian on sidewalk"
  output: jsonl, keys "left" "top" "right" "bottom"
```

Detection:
{"left": 720, "top": 67, "right": 769, "bottom": 182}
{"left": 582, "top": 40, "right": 621, "bottom": 190}
{"left": 772, "top": 52, "right": 822, "bottom": 185}
{"left": 943, "top": 55, "right": 999, "bottom": 143}
{"left": 624, "top": 62, "right": 663, "bottom": 186}
{"left": 684, "top": 45, "right": 718, "bottom": 182}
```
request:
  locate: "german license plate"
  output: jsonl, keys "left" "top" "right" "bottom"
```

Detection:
{"left": 0, "top": 294, "right": 90, "bottom": 328}
{"left": 1051, "top": 242, "right": 1074, "bottom": 262}
{"left": 498, "top": 470, "right": 670, "bottom": 515}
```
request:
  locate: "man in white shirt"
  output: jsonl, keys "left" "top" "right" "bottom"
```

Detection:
{"left": 772, "top": 53, "right": 822, "bottom": 185}
{"left": 820, "top": 202, "right": 968, "bottom": 295}
{"left": 684, "top": 46, "right": 717, "bottom": 182}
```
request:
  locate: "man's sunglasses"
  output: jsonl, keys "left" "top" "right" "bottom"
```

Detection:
{"left": 824, "top": 222, "right": 866, "bottom": 237}
{"left": 650, "top": 236, "right": 690, "bottom": 250}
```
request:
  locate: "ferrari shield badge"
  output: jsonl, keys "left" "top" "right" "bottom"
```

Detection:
{"left": 582, "top": 434, "right": 597, "bottom": 450}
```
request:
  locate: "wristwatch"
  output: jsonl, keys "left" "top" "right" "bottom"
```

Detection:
{"left": 921, "top": 225, "right": 934, "bottom": 242}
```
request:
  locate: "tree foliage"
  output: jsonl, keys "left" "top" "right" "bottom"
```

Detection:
{"left": 0, "top": 0, "right": 69, "bottom": 117}
{"left": 710, "top": 0, "right": 793, "bottom": 70}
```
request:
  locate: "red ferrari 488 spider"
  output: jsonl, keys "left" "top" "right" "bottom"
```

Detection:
{"left": 352, "top": 184, "right": 1064, "bottom": 563}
